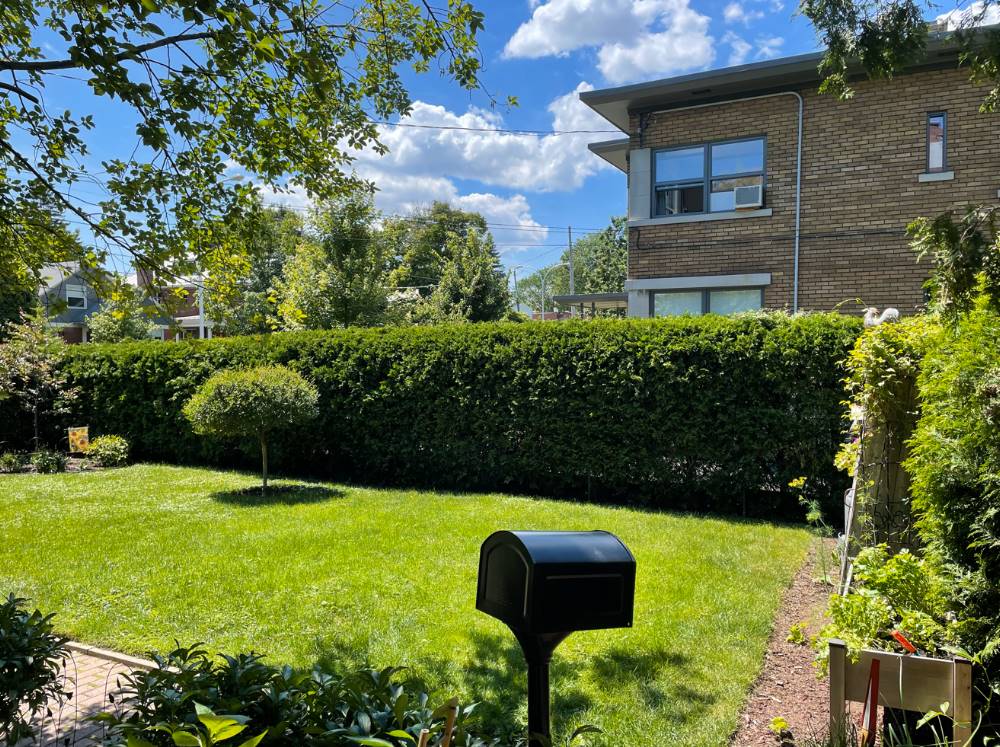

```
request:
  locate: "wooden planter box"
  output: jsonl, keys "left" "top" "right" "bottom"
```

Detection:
{"left": 828, "top": 639, "right": 973, "bottom": 745}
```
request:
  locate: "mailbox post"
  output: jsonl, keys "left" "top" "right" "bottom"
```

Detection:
{"left": 476, "top": 530, "right": 636, "bottom": 747}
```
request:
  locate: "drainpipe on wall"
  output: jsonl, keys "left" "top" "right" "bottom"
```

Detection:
{"left": 644, "top": 91, "right": 805, "bottom": 311}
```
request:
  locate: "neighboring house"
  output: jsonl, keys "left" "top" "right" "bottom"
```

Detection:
{"left": 132, "top": 270, "right": 214, "bottom": 341}
{"left": 38, "top": 263, "right": 102, "bottom": 343}
{"left": 38, "top": 264, "right": 209, "bottom": 343}
{"left": 580, "top": 30, "right": 999, "bottom": 318}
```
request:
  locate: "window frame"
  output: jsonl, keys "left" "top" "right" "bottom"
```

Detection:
{"left": 65, "top": 283, "right": 88, "bottom": 310}
{"left": 926, "top": 112, "right": 948, "bottom": 173}
{"left": 652, "top": 135, "right": 767, "bottom": 217}
{"left": 649, "top": 286, "right": 765, "bottom": 317}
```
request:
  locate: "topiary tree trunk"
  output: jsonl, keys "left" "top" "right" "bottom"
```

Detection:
{"left": 260, "top": 435, "right": 269, "bottom": 493}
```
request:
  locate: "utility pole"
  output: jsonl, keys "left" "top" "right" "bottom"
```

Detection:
{"left": 540, "top": 272, "right": 546, "bottom": 319}
{"left": 508, "top": 265, "right": 524, "bottom": 313}
{"left": 567, "top": 226, "right": 575, "bottom": 295}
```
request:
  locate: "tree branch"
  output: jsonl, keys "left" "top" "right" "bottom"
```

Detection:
{"left": 0, "top": 81, "right": 39, "bottom": 104}
{"left": 0, "top": 31, "right": 215, "bottom": 73}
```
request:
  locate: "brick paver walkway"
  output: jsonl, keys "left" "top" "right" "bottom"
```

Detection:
{"left": 18, "top": 642, "right": 152, "bottom": 746}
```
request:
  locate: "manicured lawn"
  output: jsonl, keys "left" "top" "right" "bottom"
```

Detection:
{"left": 0, "top": 465, "right": 809, "bottom": 746}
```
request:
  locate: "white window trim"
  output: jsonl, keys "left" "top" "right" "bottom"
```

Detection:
{"left": 628, "top": 208, "right": 772, "bottom": 228}
{"left": 626, "top": 273, "right": 771, "bottom": 292}
{"left": 65, "top": 283, "right": 88, "bottom": 310}
{"left": 918, "top": 170, "right": 954, "bottom": 183}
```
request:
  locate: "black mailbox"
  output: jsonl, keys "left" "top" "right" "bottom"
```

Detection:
{"left": 476, "top": 530, "right": 636, "bottom": 747}
{"left": 477, "top": 530, "right": 635, "bottom": 634}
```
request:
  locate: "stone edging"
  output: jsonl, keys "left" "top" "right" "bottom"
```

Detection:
{"left": 65, "top": 641, "right": 155, "bottom": 670}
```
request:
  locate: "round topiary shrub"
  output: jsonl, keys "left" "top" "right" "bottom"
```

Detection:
{"left": 183, "top": 366, "right": 319, "bottom": 492}
{"left": 86, "top": 435, "right": 130, "bottom": 468}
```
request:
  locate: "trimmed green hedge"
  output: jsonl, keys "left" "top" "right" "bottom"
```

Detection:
{"left": 4, "top": 314, "right": 861, "bottom": 517}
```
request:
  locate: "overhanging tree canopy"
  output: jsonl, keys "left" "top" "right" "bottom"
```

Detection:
{"left": 0, "top": 0, "right": 491, "bottom": 296}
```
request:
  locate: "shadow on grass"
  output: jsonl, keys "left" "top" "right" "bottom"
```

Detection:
{"left": 211, "top": 483, "right": 344, "bottom": 506}
{"left": 307, "top": 629, "right": 718, "bottom": 740}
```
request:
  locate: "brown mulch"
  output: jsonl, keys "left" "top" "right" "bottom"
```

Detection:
{"left": 730, "top": 541, "right": 835, "bottom": 746}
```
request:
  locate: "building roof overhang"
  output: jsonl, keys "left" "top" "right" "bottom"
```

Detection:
{"left": 552, "top": 292, "right": 628, "bottom": 309}
{"left": 587, "top": 138, "right": 629, "bottom": 172}
{"left": 579, "top": 28, "right": 984, "bottom": 131}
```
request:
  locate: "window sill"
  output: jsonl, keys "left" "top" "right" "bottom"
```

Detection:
{"left": 628, "top": 208, "right": 772, "bottom": 227}
{"left": 918, "top": 170, "right": 954, "bottom": 183}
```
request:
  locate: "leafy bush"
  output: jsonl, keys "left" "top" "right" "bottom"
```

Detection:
{"left": 94, "top": 644, "right": 594, "bottom": 747}
{"left": 814, "top": 546, "right": 959, "bottom": 671}
{"left": 0, "top": 594, "right": 69, "bottom": 746}
{"left": 30, "top": 449, "right": 66, "bottom": 474}
{"left": 6, "top": 314, "right": 862, "bottom": 518}
{"left": 86, "top": 434, "right": 130, "bottom": 468}
{"left": 183, "top": 366, "right": 319, "bottom": 491}
{"left": 907, "top": 305, "right": 1000, "bottom": 667}
{"left": 0, "top": 452, "right": 25, "bottom": 474}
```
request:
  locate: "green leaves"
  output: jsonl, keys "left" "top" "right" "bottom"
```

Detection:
{"left": 96, "top": 651, "right": 505, "bottom": 747}
{"left": 0, "top": 594, "right": 70, "bottom": 745}
{"left": 2, "top": 0, "right": 491, "bottom": 295}
{"left": 12, "top": 313, "right": 863, "bottom": 520}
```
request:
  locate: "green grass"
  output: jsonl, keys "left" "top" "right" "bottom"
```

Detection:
{"left": 0, "top": 465, "right": 809, "bottom": 746}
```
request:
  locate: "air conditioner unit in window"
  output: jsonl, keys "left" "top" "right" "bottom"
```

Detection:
{"left": 733, "top": 184, "right": 763, "bottom": 209}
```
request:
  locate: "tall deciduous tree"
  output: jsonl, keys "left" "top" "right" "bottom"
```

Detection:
{"left": 415, "top": 229, "right": 510, "bottom": 322}
{"left": 276, "top": 192, "right": 392, "bottom": 329}
{"left": 0, "top": 209, "right": 82, "bottom": 329}
{"left": 514, "top": 217, "right": 627, "bottom": 315}
{"left": 0, "top": 313, "right": 76, "bottom": 448}
{"left": 386, "top": 202, "right": 490, "bottom": 294}
{"left": 206, "top": 204, "right": 303, "bottom": 336}
{"left": 565, "top": 216, "right": 628, "bottom": 297}
{"left": 0, "top": 1, "right": 491, "bottom": 298}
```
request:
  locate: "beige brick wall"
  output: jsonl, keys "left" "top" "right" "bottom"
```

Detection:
{"left": 627, "top": 66, "right": 1000, "bottom": 314}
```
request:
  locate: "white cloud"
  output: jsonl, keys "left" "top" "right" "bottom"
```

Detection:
{"left": 935, "top": 1, "right": 1000, "bottom": 29}
{"left": 755, "top": 35, "right": 784, "bottom": 59}
{"left": 724, "top": 2, "right": 764, "bottom": 25}
{"left": 504, "top": 0, "right": 715, "bottom": 84}
{"left": 723, "top": 32, "right": 753, "bottom": 65}
{"left": 351, "top": 82, "right": 613, "bottom": 194}
{"left": 256, "top": 83, "right": 623, "bottom": 249}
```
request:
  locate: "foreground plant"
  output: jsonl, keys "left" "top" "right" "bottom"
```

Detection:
{"left": 94, "top": 644, "right": 598, "bottom": 747}
{"left": 184, "top": 366, "right": 319, "bottom": 493}
{"left": 0, "top": 594, "right": 69, "bottom": 746}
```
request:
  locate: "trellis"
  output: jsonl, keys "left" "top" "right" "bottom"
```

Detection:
{"left": 839, "top": 315, "right": 920, "bottom": 595}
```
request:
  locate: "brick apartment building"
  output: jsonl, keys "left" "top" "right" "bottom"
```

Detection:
{"left": 578, "top": 32, "right": 999, "bottom": 318}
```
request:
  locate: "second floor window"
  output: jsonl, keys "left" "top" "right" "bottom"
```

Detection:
{"left": 65, "top": 284, "right": 87, "bottom": 309}
{"left": 927, "top": 112, "right": 947, "bottom": 172}
{"left": 653, "top": 137, "right": 765, "bottom": 216}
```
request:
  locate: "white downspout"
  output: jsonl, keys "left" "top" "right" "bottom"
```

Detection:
{"left": 645, "top": 91, "right": 804, "bottom": 311}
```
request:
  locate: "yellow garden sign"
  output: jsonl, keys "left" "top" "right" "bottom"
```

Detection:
{"left": 68, "top": 426, "right": 89, "bottom": 454}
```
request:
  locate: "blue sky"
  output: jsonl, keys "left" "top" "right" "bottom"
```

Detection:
{"left": 29, "top": 1, "right": 828, "bottom": 274}
{"left": 353, "top": 0, "right": 823, "bottom": 271}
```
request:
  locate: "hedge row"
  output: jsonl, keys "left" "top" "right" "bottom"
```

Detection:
{"left": 3, "top": 314, "right": 862, "bottom": 518}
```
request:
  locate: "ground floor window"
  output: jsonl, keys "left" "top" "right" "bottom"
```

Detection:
{"left": 651, "top": 287, "right": 763, "bottom": 317}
